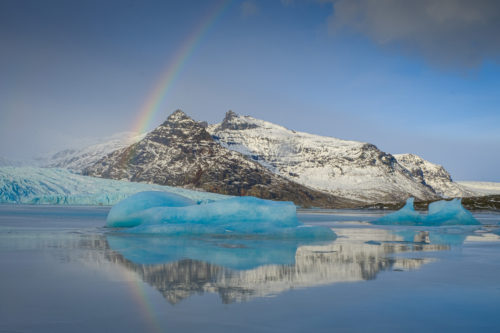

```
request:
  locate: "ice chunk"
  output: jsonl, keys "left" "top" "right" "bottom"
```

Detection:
{"left": 373, "top": 197, "right": 479, "bottom": 226}
{"left": 106, "top": 191, "right": 195, "bottom": 228}
{"left": 108, "top": 195, "right": 336, "bottom": 240}
{"left": 426, "top": 199, "right": 479, "bottom": 225}
{"left": 373, "top": 198, "right": 423, "bottom": 225}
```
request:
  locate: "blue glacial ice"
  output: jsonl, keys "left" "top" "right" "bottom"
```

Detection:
{"left": 0, "top": 167, "right": 225, "bottom": 205}
{"left": 373, "top": 197, "right": 480, "bottom": 226}
{"left": 106, "top": 191, "right": 196, "bottom": 227}
{"left": 107, "top": 194, "right": 336, "bottom": 240}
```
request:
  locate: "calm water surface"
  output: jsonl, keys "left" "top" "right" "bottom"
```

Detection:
{"left": 1, "top": 205, "right": 499, "bottom": 332}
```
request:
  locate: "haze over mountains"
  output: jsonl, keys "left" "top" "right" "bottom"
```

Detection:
{"left": 26, "top": 109, "right": 478, "bottom": 207}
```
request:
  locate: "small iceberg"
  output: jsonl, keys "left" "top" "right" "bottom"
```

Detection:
{"left": 373, "top": 197, "right": 480, "bottom": 226}
{"left": 106, "top": 191, "right": 335, "bottom": 240}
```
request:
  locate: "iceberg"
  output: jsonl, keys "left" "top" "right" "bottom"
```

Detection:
{"left": 374, "top": 198, "right": 422, "bottom": 225}
{"left": 107, "top": 194, "right": 336, "bottom": 240}
{"left": 373, "top": 197, "right": 479, "bottom": 226}
{"left": 106, "top": 191, "right": 195, "bottom": 227}
{"left": 426, "top": 199, "right": 479, "bottom": 225}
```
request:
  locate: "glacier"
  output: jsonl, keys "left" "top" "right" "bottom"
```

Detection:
{"left": 373, "top": 197, "right": 480, "bottom": 226}
{"left": 107, "top": 194, "right": 336, "bottom": 240}
{"left": 0, "top": 167, "right": 225, "bottom": 205}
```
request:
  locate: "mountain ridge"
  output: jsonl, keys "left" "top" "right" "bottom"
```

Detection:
{"left": 208, "top": 111, "right": 447, "bottom": 203}
{"left": 41, "top": 109, "right": 477, "bottom": 205}
{"left": 83, "top": 110, "right": 360, "bottom": 208}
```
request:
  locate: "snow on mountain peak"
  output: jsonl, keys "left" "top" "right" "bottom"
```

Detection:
{"left": 394, "top": 153, "right": 474, "bottom": 198}
{"left": 208, "top": 112, "right": 441, "bottom": 203}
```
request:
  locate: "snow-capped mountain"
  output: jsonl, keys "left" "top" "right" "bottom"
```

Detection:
{"left": 41, "top": 132, "right": 145, "bottom": 172}
{"left": 394, "top": 154, "right": 474, "bottom": 198}
{"left": 42, "top": 109, "right": 478, "bottom": 204}
{"left": 84, "top": 110, "right": 358, "bottom": 208}
{"left": 208, "top": 111, "right": 442, "bottom": 203}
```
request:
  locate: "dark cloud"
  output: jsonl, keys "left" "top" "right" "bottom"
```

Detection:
{"left": 323, "top": 0, "right": 500, "bottom": 68}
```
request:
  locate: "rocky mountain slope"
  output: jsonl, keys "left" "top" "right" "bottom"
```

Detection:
{"left": 208, "top": 111, "right": 443, "bottom": 203}
{"left": 83, "top": 110, "right": 359, "bottom": 208}
{"left": 394, "top": 153, "right": 474, "bottom": 198}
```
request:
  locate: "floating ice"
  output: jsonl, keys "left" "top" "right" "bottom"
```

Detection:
{"left": 107, "top": 195, "right": 336, "bottom": 240}
{"left": 373, "top": 197, "right": 480, "bottom": 226}
{"left": 426, "top": 199, "right": 479, "bottom": 225}
{"left": 106, "top": 191, "right": 195, "bottom": 228}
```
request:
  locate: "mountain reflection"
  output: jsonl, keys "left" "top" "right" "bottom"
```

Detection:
{"left": 96, "top": 227, "right": 454, "bottom": 304}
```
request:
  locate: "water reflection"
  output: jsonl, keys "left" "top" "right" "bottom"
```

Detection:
{"left": 98, "top": 227, "right": 456, "bottom": 304}
{"left": 3, "top": 219, "right": 498, "bottom": 305}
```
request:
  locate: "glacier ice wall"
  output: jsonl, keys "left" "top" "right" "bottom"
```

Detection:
{"left": 0, "top": 167, "right": 225, "bottom": 205}
{"left": 373, "top": 197, "right": 479, "bottom": 226}
{"left": 108, "top": 194, "right": 336, "bottom": 240}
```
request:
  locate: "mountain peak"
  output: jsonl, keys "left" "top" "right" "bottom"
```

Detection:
{"left": 224, "top": 110, "right": 238, "bottom": 121}
{"left": 219, "top": 110, "right": 259, "bottom": 131}
{"left": 149, "top": 110, "right": 211, "bottom": 144}
{"left": 166, "top": 109, "right": 191, "bottom": 123}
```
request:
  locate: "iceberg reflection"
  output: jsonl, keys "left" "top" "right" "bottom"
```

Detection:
{"left": 101, "top": 227, "right": 455, "bottom": 304}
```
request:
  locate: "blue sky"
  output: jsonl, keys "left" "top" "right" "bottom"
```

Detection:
{"left": 1, "top": 0, "right": 499, "bottom": 181}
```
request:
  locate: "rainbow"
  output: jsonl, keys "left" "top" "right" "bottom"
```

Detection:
{"left": 131, "top": 0, "right": 232, "bottom": 136}
{"left": 127, "top": 278, "right": 163, "bottom": 333}
{"left": 117, "top": 3, "right": 233, "bottom": 323}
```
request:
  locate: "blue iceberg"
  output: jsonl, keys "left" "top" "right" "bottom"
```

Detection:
{"left": 106, "top": 191, "right": 195, "bottom": 227}
{"left": 426, "top": 199, "right": 479, "bottom": 225}
{"left": 373, "top": 198, "right": 479, "bottom": 226}
{"left": 106, "top": 193, "right": 335, "bottom": 240}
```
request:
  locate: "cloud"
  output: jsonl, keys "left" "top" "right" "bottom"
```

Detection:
{"left": 241, "top": 1, "right": 259, "bottom": 17}
{"left": 322, "top": 0, "right": 500, "bottom": 68}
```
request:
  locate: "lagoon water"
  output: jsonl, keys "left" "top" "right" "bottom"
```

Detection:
{"left": 1, "top": 205, "right": 500, "bottom": 332}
